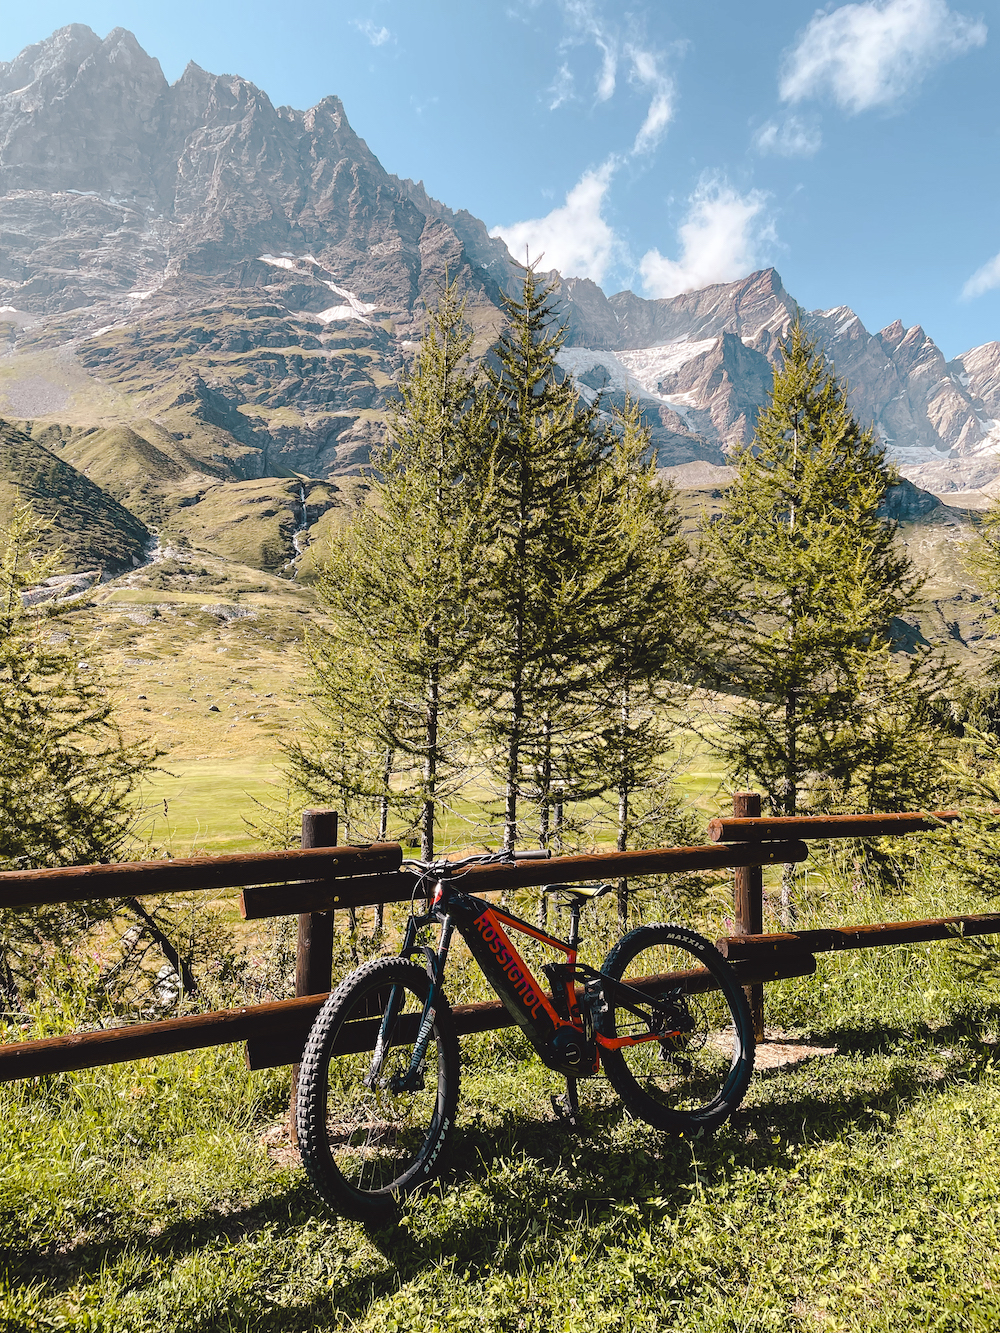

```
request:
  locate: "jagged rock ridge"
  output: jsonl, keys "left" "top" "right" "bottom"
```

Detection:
{"left": 0, "top": 23, "right": 509, "bottom": 501}
{"left": 552, "top": 270, "right": 1000, "bottom": 490}
{"left": 1, "top": 21, "right": 997, "bottom": 584}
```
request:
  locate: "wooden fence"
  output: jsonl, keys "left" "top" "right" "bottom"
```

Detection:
{"left": 0, "top": 797, "right": 994, "bottom": 1084}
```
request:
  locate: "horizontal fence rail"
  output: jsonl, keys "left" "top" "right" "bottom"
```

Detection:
{"left": 0, "top": 842, "right": 403, "bottom": 911}
{"left": 239, "top": 842, "right": 811, "bottom": 920}
{"left": 0, "top": 803, "right": 997, "bottom": 1084}
{"left": 708, "top": 811, "right": 961, "bottom": 843}
{"left": 717, "top": 911, "right": 1000, "bottom": 963}
{"left": 0, "top": 949, "right": 820, "bottom": 1082}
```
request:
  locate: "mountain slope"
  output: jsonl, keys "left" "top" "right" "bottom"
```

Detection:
{"left": 1, "top": 21, "right": 998, "bottom": 602}
{"left": 0, "top": 418, "right": 150, "bottom": 572}
{"left": 0, "top": 24, "right": 507, "bottom": 491}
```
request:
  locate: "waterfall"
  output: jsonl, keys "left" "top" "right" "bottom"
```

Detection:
{"left": 282, "top": 483, "right": 311, "bottom": 574}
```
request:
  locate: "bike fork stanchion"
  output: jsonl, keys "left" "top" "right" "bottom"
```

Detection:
{"left": 732, "top": 791, "right": 765, "bottom": 1041}
{"left": 291, "top": 808, "right": 339, "bottom": 1143}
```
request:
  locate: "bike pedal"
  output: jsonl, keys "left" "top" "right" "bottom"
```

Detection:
{"left": 550, "top": 1092, "right": 579, "bottom": 1128}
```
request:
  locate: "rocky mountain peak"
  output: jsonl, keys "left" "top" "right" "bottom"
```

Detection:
{"left": 1, "top": 21, "right": 998, "bottom": 524}
{"left": 877, "top": 319, "right": 907, "bottom": 353}
{"left": 954, "top": 341, "right": 1000, "bottom": 418}
{"left": 552, "top": 266, "right": 797, "bottom": 354}
{"left": 0, "top": 24, "right": 169, "bottom": 198}
{"left": 0, "top": 23, "right": 102, "bottom": 94}
{"left": 0, "top": 23, "right": 521, "bottom": 513}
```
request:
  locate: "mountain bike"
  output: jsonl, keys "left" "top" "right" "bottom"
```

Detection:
{"left": 296, "top": 848, "right": 754, "bottom": 1225}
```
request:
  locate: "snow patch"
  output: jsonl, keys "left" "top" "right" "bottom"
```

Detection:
{"left": 259, "top": 253, "right": 322, "bottom": 271}
{"left": 322, "top": 282, "right": 376, "bottom": 314}
{"left": 557, "top": 339, "right": 716, "bottom": 419}
{"left": 889, "top": 444, "right": 952, "bottom": 465}
{"left": 128, "top": 289, "right": 156, "bottom": 301}
{"left": 617, "top": 339, "right": 717, "bottom": 392}
{"left": 314, "top": 306, "right": 358, "bottom": 323}
{"left": 314, "top": 282, "right": 377, "bottom": 323}
{"left": 555, "top": 348, "right": 646, "bottom": 397}
{"left": 258, "top": 256, "right": 377, "bottom": 322}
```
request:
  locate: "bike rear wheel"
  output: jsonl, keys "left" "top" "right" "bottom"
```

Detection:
{"left": 597, "top": 923, "right": 754, "bottom": 1137}
{"left": 296, "top": 956, "right": 460, "bottom": 1225}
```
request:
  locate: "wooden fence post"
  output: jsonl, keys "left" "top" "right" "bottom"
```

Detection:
{"left": 290, "top": 808, "right": 338, "bottom": 1140}
{"left": 732, "top": 791, "right": 765, "bottom": 1040}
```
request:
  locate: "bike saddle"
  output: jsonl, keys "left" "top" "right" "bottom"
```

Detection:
{"left": 542, "top": 881, "right": 614, "bottom": 905}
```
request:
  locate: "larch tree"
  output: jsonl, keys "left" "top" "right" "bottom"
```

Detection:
{"left": 473, "top": 263, "right": 622, "bottom": 850}
{"left": 701, "top": 323, "right": 952, "bottom": 917}
{"left": 0, "top": 501, "right": 156, "bottom": 1001}
{"left": 577, "top": 397, "right": 703, "bottom": 926}
{"left": 288, "top": 281, "right": 488, "bottom": 861}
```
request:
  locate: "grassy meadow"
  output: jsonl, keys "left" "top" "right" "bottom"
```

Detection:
{"left": 2, "top": 848, "right": 1000, "bottom": 1331}
{"left": 4, "top": 503, "right": 1000, "bottom": 1330}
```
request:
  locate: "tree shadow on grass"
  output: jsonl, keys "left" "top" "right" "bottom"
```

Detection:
{"left": 2, "top": 1176, "right": 321, "bottom": 1294}
{"left": 7, "top": 1010, "right": 999, "bottom": 1330}
{"left": 369, "top": 1007, "right": 1000, "bottom": 1268}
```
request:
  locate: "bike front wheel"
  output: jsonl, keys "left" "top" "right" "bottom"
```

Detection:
{"left": 597, "top": 923, "right": 754, "bottom": 1137}
{"left": 296, "top": 956, "right": 460, "bottom": 1225}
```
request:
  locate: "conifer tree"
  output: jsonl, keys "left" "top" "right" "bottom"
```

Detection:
{"left": 702, "top": 324, "right": 952, "bottom": 913}
{"left": 474, "top": 264, "right": 619, "bottom": 848}
{"left": 579, "top": 398, "right": 701, "bottom": 924}
{"left": 0, "top": 501, "right": 155, "bottom": 999}
{"left": 289, "top": 282, "right": 487, "bottom": 860}
{"left": 474, "top": 272, "right": 703, "bottom": 860}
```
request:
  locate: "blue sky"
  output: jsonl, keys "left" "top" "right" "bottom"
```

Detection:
{"left": 1, "top": 0, "right": 998, "bottom": 357}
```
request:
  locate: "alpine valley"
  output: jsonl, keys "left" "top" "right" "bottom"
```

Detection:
{"left": 0, "top": 24, "right": 996, "bottom": 794}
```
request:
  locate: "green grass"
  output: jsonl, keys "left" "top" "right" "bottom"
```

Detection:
{"left": 3, "top": 856, "right": 1000, "bottom": 1330}
{"left": 137, "top": 757, "right": 290, "bottom": 854}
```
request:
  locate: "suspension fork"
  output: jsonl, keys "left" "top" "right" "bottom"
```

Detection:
{"left": 374, "top": 913, "right": 455, "bottom": 1092}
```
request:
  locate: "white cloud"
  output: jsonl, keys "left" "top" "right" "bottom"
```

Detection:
{"left": 545, "top": 5, "right": 677, "bottom": 155}
{"left": 639, "top": 181, "right": 771, "bottom": 299}
{"left": 549, "top": 62, "right": 574, "bottom": 109}
{"left": 595, "top": 38, "right": 617, "bottom": 100}
{"left": 559, "top": 0, "right": 619, "bottom": 100}
{"left": 962, "top": 251, "right": 1000, "bottom": 299}
{"left": 780, "top": 0, "right": 986, "bottom": 113}
{"left": 490, "top": 158, "right": 620, "bottom": 285}
{"left": 753, "top": 115, "right": 822, "bottom": 157}
{"left": 626, "top": 45, "right": 675, "bottom": 154}
{"left": 353, "top": 19, "right": 391, "bottom": 47}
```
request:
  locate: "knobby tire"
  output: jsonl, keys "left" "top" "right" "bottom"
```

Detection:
{"left": 296, "top": 956, "right": 460, "bottom": 1226}
{"left": 597, "top": 922, "right": 754, "bottom": 1136}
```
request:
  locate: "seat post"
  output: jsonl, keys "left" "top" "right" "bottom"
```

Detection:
{"left": 568, "top": 902, "right": 582, "bottom": 949}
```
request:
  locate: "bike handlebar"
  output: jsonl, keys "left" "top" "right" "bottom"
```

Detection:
{"left": 402, "top": 847, "right": 553, "bottom": 877}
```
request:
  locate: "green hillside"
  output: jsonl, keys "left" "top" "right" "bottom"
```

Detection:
{"left": 0, "top": 418, "right": 150, "bottom": 573}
